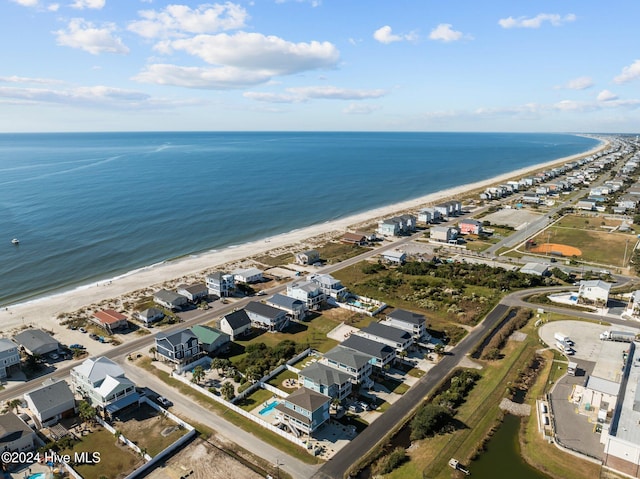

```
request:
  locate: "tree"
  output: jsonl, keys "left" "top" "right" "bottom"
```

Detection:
{"left": 7, "top": 399, "right": 21, "bottom": 414}
{"left": 78, "top": 400, "right": 97, "bottom": 425}
{"left": 434, "top": 343, "right": 445, "bottom": 356}
{"left": 245, "top": 365, "right": 262, "bottom": 383}
{"left": 410, "top": 403, "right": 452, "bottom": 440}
{"left": 220, "top": 382, "right": 235, "bottom": 401}
{"left": 192, "top": 365, "right": 205, "bottom": 385}
{"left": 148, "top": 347, "right": 157, "bottom": 360}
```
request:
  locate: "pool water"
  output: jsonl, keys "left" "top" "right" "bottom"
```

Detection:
{"left": 28, "top": 473, "right": 46, "bottom": 479}
{"left": 258, "top": 401, "right": 279, "bottom": 416}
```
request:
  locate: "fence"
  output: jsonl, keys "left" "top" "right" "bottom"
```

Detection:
{"left": 174, "top": 355, "right": 212, "bottom": 375}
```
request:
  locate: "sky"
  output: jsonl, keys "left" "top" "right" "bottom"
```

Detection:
{"left": 1, "top": 0, "right": 640, "bottom": 133}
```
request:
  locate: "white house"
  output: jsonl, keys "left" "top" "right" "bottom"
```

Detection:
{"left": 266, "top": 293, "right": 308, "bottom": 320}
{"left": 355, "top": 322, "right": 413, "bottom": 353}
{"left": 219, "top": 310, "right": 252, "bottom": 340}
{"left": 577, "top": 280, "right": 611, "bottom": 306}
{"left": 244, "top": 301, "right": 289, "bottom": 332}
{"left": 381, "top": 249, "right": 406, "bottom": 265}
{"left": 0, "top": 338, "right": 20, "bottom": 379}
{"left": 287, "top": 281, "right": 326, "bottom": 310}
{"left": 295, "top": 250, "right": 320, "bottom": 265}
{"left": 233, "top": 267, "right": 264, "bottom": 284}
{"left": 153, "top": 289, "right": 188, "bottom": 310}
{"left": 382, "top": 309, "right": 427, "bottom": 342}
{"left": 308, "top": 273, "right": 348, "bottom": 300}
{"left": 176, "top": 283, "right": 209, "bottom": 302}
{"left": 430, "top": 226, "right": 459, "bottom": 243}
{"left": 24, "top": 378, "right": 75, "bottom": 427}
{"left": 0, "top": 413, "right": 35, "bottom": 453}
{"left": 625, "top": 290, "right": 640, "bottom": 320}
{"left": 206, "top": 272, "right": 236, "bottom": 297}
{"left": 519, "top": 263, "right": 549, "bottom": 277}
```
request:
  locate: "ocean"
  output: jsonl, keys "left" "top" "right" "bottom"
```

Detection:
{"left": 0, "top": 132, "right": 601, "bottom": 307}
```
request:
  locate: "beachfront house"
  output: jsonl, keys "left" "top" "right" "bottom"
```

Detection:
{"left": 13, "top": 329, "right": 60, "bottom": 357}
{"left": 298, "top": 362, "right": 352, "bottom": 402}
{"left": 92, "top": 309, "right": 128, "bottom": 333}
{"left": 0, "top": 412, "right": 35, "bottom": 453}
{"left": 206, "top": 271, "right": 236, "bottom": 298}
{"left": 381, "top": 249, "right": 406, "bottom": 265}
{"left": 176, "top": 283, "right": 209, "bottom": 303}
{"left": 418, "top": 207, "right": 443, "bottom": 224}
{"left": 274, "top": 387, "right": 331, "bottom": 436}
{"left": 266, "top": 293, "right": 308, "bottom": 321}
{"left": 287, "top": 281, "right": 326, "bottom": 311}
{"left": 459, "top": 219, "right": 483, "bottom": 235}
{"left": 71, "top": 357, "right": 139, "bottom": 416}
{"left": 308, "top": 273, "right": 348, "bottom": 300}
{"left": 24, "top": 378, "right": 76, "bottom": 427}
{"left": 321, "top": 345, "right": 373, "bottom": 387}
{"left": 190, "top": 325, "right": 230, "bottom": 354}
{"left": 377, "top": 218, "right": 401, "bottom": 237}
{"left": 155, "top": 328, "right": 201, "bottom": 365}
{"left": 244, "top": 301, "right": 289, "bottom": 332}
{"left": 0, "top": 339, "right": 20, "bottom": 379}
{"left": 577, "top": 280, "right": 611, "bottom": 307}
{"left": 135, "top": 307, "right": 164, "bottom": 325}
{"left": 429, "top": 225, "right": 459, "bottom": 244}
{"left": 295, "top": 250, "right": 320, "bottom": 265}
{"left": 341, "top": 335, "right": 396, "bottom": 369}
{"left": 153, "top": 289, "right": 188, "bottom": 311}
{"left": 355, "top": 322, "right": 413, "bottom": 353}
{"left": 219, "top": 310, "right": 252, "bottom": 340}
{"left": 382, "top": 309, "right": 427, "bottom": 342}
{"left": 232, "top": 267, "right": 264, "bottom": 284}
{"left": 340, "top": 232, "right": 367, "bottom": 246}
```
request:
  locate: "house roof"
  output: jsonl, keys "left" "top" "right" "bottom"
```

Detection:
{"left": 95, "top": 374, "right": 135, "bottom": 398}
{"left": 157, "top": 328, "right": 198, "bottom": 348}
{"left": 138, "top": 307, "right": 164, "bottom": 320}
{"left": 299, "top": 362, "right": 351, "bottom": 387}
{"left": 297, "top": 249, "right": 319, "bottom": 257}
{"left": 222, "top": 310, "right": 251, "bottom": 329}
{"left": 232, "top": 267, "right": 263, "bottom": 277}
{"left": 73, "top": 356, "right": 125, "bottom": 383}
{"left": 580, "top": 280, "right": 612, "bottom": 291}
{"left": 360, "top": 322, "right": 412, "bottom": 343}
{"left": 93, "top": 309, "right": 127, "bottom": 324}
{"left": 342, "top": 335, "right": 395, "bottom": 360}
{"left": 382, "top": 250, "right": 406, "bottom": 260}
{"left": 13, "top": 329, "right": 59, "bottom": 352}
{"left": 245, "top": 301, "right": 285, "bottom": 320}
{"left": 0, "top": 412, "right": 32, "bottom": 444}
{"left": 191, "top": 325, "right": 228, "bottom": 345}
{"left": 177, "top": 283, "right": 208, "bottom": 295}
{"left": 519, "top": 263, "right": 549, "bottom": 276}
{"left": 154, "top": 289, "right": 187, "bottom": 303}
{"left": 586, "top": 376, "right": 619, "bottom": 396}
{"left": 460, "top": 219, "right": 482, "bottom": 226}
{"left": 289, "top": 281, "right": 321, "bottom": 294}
{"left": 0, "top": 338, "right": 17, "bottom": 353}
{"left": 284, "top": 386, "right": 330, "bottom": 412}
{"left": 387, "top": 309, "right": 426, "bottom": 326}
{"left": 341, "top": 232, "right": 366, "bottom": 242}
{"left": 324, "top": 346, "right": 372, "bottom": 370}
{"left": 267, "top": 293, "right": 304, "bottom": 310}
{"left": 25, "top": 379, "right": 74, "bottom": 412}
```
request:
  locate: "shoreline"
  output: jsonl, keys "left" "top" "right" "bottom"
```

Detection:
{"left": 0, "top": 139, "right": 608, "bottom": 336}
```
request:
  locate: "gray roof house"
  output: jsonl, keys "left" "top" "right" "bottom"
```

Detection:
{"left": 154, "top": 289, "right": 188, "bottom": 310}
{"left": 244, "top": 301, "right": 289, "bottom": 332}
{"left": 206, "top": 271, "right": 236, "bottom": 297}
{"left": 355, "top": 322, "right": 413, "bottom": 352}
{"left": 298, "top": 362, "right": 352, "bottom": 402}
{"left": 295, "top": 249, "right": 320, "bottom": 265}
{"left": 382, "top": 309, "right": 427, "bottom": 342}
{"left": 266, "top": 293, "right": 308, "bottom": 320}
{"left": 342, "top": 335, "right": 396, "bottom": 369}
{"left": 286, "top": 281, "right": 326, "bottom": 311}
{"left": 190, "top": 325, "right": 230, "bottom": 354}
{"left": 321, "top": 345, "right": 373, "bottom": 386}
{"left": 135, "top": 307, "right": 165, "bottom": 325}
{"left": 219, "top": 310, "right": 252, "bottom": 340}
{"left": 176, "top": 283, "right": 209, "bottom": 302}
{"left": 274, "top": 387, "right": 331, "bottom": 435}
{"left": 13, "top": 329, "right": 59, "bottom": 356}
{"left": 24, "top": 378, "right": 75, "bottom": 427}
{"left": 0, "top": 338, "right": 20, "bottom": 379}
{"left": 0, "top": 412, "right": 35, "bottom": 453}
{"left": 155, "top": 328, "right": 201, "bottom": 365}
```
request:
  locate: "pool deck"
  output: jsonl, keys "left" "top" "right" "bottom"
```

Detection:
{"left": 7, "top": 462, "right": 55, "bottom": 479}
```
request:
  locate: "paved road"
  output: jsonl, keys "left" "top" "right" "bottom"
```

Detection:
{"left": 311, "top": 303, "right": 510, "bottom": 479}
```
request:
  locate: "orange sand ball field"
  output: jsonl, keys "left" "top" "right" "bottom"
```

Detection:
{"left": 529, "top": 243, "right": 582, "bottom": 257}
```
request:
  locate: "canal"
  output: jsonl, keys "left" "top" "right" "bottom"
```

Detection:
{"left": 469, "top": 414, "right": 551, "bottom": 479}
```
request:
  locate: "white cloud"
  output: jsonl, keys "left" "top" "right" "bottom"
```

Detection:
{"left": 133, "top": 64, "right": 273, "bottom": 89}
{"left": 561, "top": 76, "right": 593, "bottom": 90}
{"left": 373, "top": 25, "right": 417, "bottom": 44}
{"left": 429, "top": 23, "right": 465, "bottom": 42}
{"left": 614, "top": 60, "right": 640, "bottom": 84}
{"left": 10, "top": 0, "right": 39, "bottom": 6}
{"left": 244, "top": 85, "right": 387, "bottom": 103}
{"left": 498, "top": 13, "right": 576, "bottom": 29}
{"left": 163, "top": 32, "right": 339, "bottom": 74}
{"left": 343, "top": 103, "right": 381, "bottom": 114}
{"left": 54, "top": 18, "right": 130, "bottom": 55}
{"left": 70, "top": 0, "right": 105, "bottom": 9}
{"left": 48, "top": 3, "right": 59, "bottom": 11}
{"left": 128, "top": 3, "right": 248, "bottom": 39}
{"left": 0, "top": 75, "right": 64, "bottom": 85}
{"left": 597, "top": 90, "right": 618, "bottom": 102}
{"left": 275, "top": 0, "right": 321, "bottom": 6}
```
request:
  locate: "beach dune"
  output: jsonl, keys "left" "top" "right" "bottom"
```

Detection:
{"left": 0, "top": 142, "right": 607, "bottom": 338}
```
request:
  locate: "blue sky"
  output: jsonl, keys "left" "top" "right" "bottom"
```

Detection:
{"left": 2, "top": 0, "right": 640, "bottom": 132}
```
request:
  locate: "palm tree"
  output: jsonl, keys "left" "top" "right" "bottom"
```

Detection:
{"left": 192, "top": 365, "right": 205, "bottom": 385}
{"left": 7, "top": 399, "right": 21, "bottom": 414}
{"left": 78, "top": 400, "right": 97, "bottom": 425}
{"left": 148, "top": 346, "right": 157, "bottom": 360}
{"left": 220, "top": 382, "right": 235, "bottom": 401}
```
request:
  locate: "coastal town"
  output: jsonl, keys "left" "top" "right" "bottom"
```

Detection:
{"left": 4, "top": 134, "right": 640, "bottom": 479}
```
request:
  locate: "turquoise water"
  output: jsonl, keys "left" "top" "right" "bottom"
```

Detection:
{"left": 27, "top": 473, "right": 46, "bottom": 479}
{"left": 259, "top": 400, "right": 280, "bottom": 416}
{"left": 0, "top": 132, "right": 601, "bottom": 306}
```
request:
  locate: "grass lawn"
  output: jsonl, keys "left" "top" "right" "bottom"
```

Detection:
{"left": 237, "top": 387, "right": 275, "bottom": 411}
{"left": 253, "top": 252, "right": 294, "bottom": 267}
{"left": 267, "top": 368, "right": 298, "bottom": 389}
{"left": 316, "top": 241, "right": 370, "bottom": 264}
{"left": 61, "top": 427, "right": 143, "bottom": 479}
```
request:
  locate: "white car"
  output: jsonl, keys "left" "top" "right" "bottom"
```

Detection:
{"left": 157, "top": 396, "right": 173, "bottom": 407}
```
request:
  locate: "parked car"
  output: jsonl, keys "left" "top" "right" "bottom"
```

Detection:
{"left": 89, "top": 333, "right": 99, "bottom": 340}
{"left": 79, "top": 327, "right": 87, "bottom": 333}
{"left": 49, "top": 353, "right": 59, "bottom": 360}
{"left": 156, "top": 396, "right": 173, "bottom": 407}
{"left": 69, "top": 344, "right": 85, "bottom": 349}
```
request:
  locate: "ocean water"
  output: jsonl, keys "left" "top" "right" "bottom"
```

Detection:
{"left": 0, "top": 132, "right": 600, "bottom": 306}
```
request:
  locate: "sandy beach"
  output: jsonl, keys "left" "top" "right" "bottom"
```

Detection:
{"left": 0, "top": 140, "right": 608, "bottom": 340}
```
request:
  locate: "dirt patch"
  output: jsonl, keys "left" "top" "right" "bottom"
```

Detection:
{"left": 529, "top": 242, "right": 582, "bottom": 256}
{"left": 144, "top": 438, "right": 264, "bottom": 479}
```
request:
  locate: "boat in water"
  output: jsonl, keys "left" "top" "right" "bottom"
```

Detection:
{"left": 11, "top": 238, "right": 19, "bottom": 245}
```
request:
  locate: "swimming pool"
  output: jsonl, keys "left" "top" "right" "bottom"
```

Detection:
{"left": 258, "top": 401, "right": 279, "bottom": 416}
{"left": 28, "top": 473, "right": 46, "bottom": 479}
